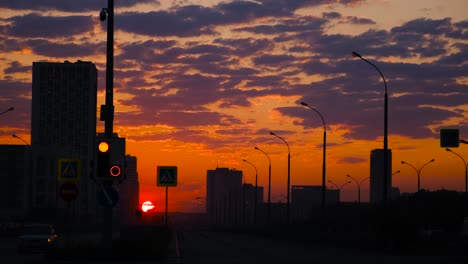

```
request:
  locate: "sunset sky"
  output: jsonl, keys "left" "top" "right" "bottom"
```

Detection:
{"left": 0, "top": 0, "right": 467, "bottom": 212}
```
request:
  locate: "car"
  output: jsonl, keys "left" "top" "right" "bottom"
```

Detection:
{"left": 17, "top": 224, "right": 59, "bottom": 254}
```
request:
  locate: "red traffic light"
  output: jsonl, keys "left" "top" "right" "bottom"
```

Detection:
{"left": 109, "top": 165, "right": 122, "bottom": 177}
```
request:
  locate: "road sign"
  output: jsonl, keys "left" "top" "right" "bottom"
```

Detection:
{"left": 440, "top": 128, "right": 459, "bottom": 147}
{"left": 59, "top": 183, "right": 79, "bottom": 201}
{"left": 98, "top": 186, "right": 119, "bottom": 208}
{"left": 157, "top": 166, "right": 178, "bottom": 186}
{"left": 58, "top": 158, "right": 81, "bottom": 182}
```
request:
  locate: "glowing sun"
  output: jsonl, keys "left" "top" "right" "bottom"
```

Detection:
{"left": 141, "top": 201, "right": 155, "bottom": 212}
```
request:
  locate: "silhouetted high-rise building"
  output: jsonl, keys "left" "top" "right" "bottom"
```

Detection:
{"left": 291, "top": 185, "right": 339, "bottom": 221}
{"left": 206, "top": 168, "right": 242, "bottom": 225}
{"left": 370, "top": 149, "right": 392, "bottom": 204}
{"left": 31, "top": 61, "right": 97, "bottom": 222}
{"left": 118, "top": 155, "right": 139, "bottom": 226}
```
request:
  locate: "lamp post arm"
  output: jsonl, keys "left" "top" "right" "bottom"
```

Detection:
{"left": 347, "top": 174, "right": 359, "bottom": 186}
{"left": 255, "top": 147, "right": 271, "bottom": 165}
{"left": 358, "top": 57, "right": 388, "bottom": 94}
{"left": 402, "top": 162, "right": 418, "bottom": 176}
{"left": 419, "top": 159, "right": 434, "bottom": 175}
{"left": 328, "top": 181, "right": 339, "bottom": 190}
{"left": 279, "top": 136, "right": 290, "bottom": 154}
{"left": 359, "top": 177, "right": 370, "bottom": 185}
{"left": 300, "top": 102, "right": 326, "bottom": 131}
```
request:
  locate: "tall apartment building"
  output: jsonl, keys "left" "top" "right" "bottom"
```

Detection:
{"left": 370, "top": 149, "right": 392, "bottom": 204}
{"left": 291, "top": 185, "right": 339, "bottom": 221}
{"left": 31, "top": 61, "right": 97, "bottom": 223}
{"left": 206, "top": 168, "right": 243, "bottom": 225}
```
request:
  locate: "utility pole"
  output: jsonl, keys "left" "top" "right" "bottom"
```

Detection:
{"left": 100, "top": 0, "right": 114, "bottom": 249}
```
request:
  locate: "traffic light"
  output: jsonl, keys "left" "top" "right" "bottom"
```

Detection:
{"left": 97, "top": 139, "right": 110, "bottom": 179}
{"left": 96, "top": 138, "right": 124, "bottom": 181}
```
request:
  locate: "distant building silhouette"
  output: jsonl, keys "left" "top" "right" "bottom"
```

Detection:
{"left": 118, "top": 155, "right": 139, "bottom": 226}
{"left": 370, "top": 149, "right": 392, "bottom": 204}
{"left": 0, "top": 145, "right": 31, "bottom": 221}
{"left": 291, "top": 185, "right": 339, "bottom": 221}
{"left": 242, "top": 183, "right": 264, "bottom": 224}
{"left": 391, "top": 187, "right": 401, "bottom": 200}
{"left": 206, "top": 168, "right": 242, "bottom": 225}
{"left": 31, "top": 61, "right": 97, "bottom": 223}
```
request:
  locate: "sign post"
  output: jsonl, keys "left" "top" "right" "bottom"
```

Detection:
{"left": 157, "top": 166, "right": 178, "bottom": 225}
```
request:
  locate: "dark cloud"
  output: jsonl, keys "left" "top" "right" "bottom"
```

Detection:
{"left": 234, "top": 16, "right": 326, "bottom": 35}
{"left": 322, "top": 12, "right": 342, "bottom": 19}
{"left": 117, "top": 9, "right": 217, "bottom": 37}
{"left": 26, "top": 39, "right": 104, "bottom": 58}
{"left": 0, "top": 0, "right": 153, "bottom": 12}
{"left": 5, "top": 14, "right": 94, "bottom": 38}
{"left": 4, "top": 61, "right": 30, "bottom": 74}
{"left": 0, "top": 38, "right": 23, "bottom": 52}
{"left": 253, "top": 54, "right": 296, "bottom": 66}
{"left": 213, "top": 38, "right": 274, "bottom": 57}
{"left": 346, "top": 16, "right": 375, "bottom": 25}
{"left": 391, "top": 17, "right": 455, "bottom": 37}
{"left": 117, "top": 1, "right": 339, "bottom": 37}
{"left": 337, "top": 157, "right": 367, "bottom": 164}
{"left": 1, "top": 1, "right": 466, "bottom": 147}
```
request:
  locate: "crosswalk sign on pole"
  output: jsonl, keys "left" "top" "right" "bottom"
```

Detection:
{"left": 58, "top": 158, "right": 81, "bottom": 182}
{"left": 157, "top": 166, "right": 177, "bottom": 186}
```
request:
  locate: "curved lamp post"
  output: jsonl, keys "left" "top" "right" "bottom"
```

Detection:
{"left": 328, "top": 180, "right": 351, "bottom": 202}
{"left": 352, "top": 51, "right": 389, "bottom": 204}
{"left": 255, "top": 146, "right": 271, "bottom": 223}
{"left": 300, "top": 101, "right": 326, "bottom": 216}
{"left": 446, "top": 148, "right": 467, "bottom": 192}
{"left": 242, "top": 159, "right": 258, "bottom": 224}
{"left": 0, "top": 107, "right": 14, "bottom": 116}
{"left": 328, "top": 180, "right": 351, "bottom": 190}
{"left": 346, "top": 174, "right": 369, "bottom": 204}
{"left": 12, "top": 134, "right": 30, "bottom": 145}
{"left": 401, "top": 159, "right": 435, "bottom": 192}
{"left": 270, "top": 131, "right": 290, "bottom": 223}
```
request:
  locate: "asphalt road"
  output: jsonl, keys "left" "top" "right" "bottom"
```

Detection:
{"left": 170, "top": 230, "right": 468, "bottom": 264}
{"left": 2, "top": 230, "right": 467, "bottom": 264}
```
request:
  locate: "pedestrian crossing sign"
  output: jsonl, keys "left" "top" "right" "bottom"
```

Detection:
{"left": 58, "top": 158, "right": 81, "bottom": 182}
{"left": 157, "top": 166, "right": 177, "bottom": 187}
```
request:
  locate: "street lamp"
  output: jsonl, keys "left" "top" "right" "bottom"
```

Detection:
{"left": 243, "top": 159, "right": 258, "bottom": 224}
{"left": 300, "top": 101, "right": 326, "bottom": 217}
{"left": 352, "top": 51, "right": 389, "bottom": 204}
{"left": 255, "top": 146, "right": 271, "bottom": 223}
{"left": 346, "top": 174, "right": 369, "bottom": 204}
{"left": 328, "top": 180, "right": 351, "bottom": 202}
{"left": 392, "top": 170, "right": 400, "bottom": 176}
{"left": 269, "top": 131, "right": 291, "bottom": 223}
{"left": 446, "top": 148, "right": 467, "bottom": 192}
{"left": 0, "top": 107, "right": 14, "bottom": 116}
{"left": 12, "top": 134, "right": 29, "bottom": 145}
{"left": 328, "top": 180, "right": 351, "bottom": 190}
{"left": 401, "top": 159, "right": 435, "bottom": 192}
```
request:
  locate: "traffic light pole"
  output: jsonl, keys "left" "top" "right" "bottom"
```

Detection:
{"left": 165, "top": 186, "right": 169, "bottom": 225}
{"left": 101, "top": 0, "right": 114, "bottom": 249}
